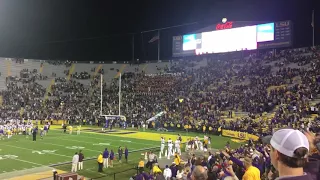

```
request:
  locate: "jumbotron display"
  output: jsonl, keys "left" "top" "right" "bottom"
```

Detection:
{"left": 172, "top": 20, "right": 292, "bottom": 57}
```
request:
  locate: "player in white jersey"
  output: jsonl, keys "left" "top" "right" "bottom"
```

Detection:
{"left": 167, "top": 142, "right": 173, "bottom": 159}
{"left": 27, "top": 125, "right": 32, "bottom": 138}
{"left": 7, "top": 126, "right": 12, "bottom": 139}
{"left": 167, "top": 138, "right": 173, "bottom": 158}
{"left": 194, "top": 136, "right": 199, "bottom": 149}
{"left": 174, "top": 139, "right": 181, "bottom": 155}
{"left": 18, "top": 124, "right": 23, "bottom": 134}
{"left": 22, "top": 125, "right": 26, "bottom": 136}
{"left": 160, "top": 137, "right": 165, "bottom": 155}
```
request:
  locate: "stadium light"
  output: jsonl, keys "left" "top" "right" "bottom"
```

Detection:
{"left": 222, "top": 18, "right": 227, "bottom": 23}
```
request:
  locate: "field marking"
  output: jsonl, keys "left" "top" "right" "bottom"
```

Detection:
{"left": 40, "top": 142, "right": 100, "bottom": 153}
{"left": 44, "top": 136, "right": 122, "bottom": 149}
{"left": 2, "top": 144, "right": 71, "bottom": 158}
{"left": 66, "top": 132, "right": 156, "bottom": 146}
{"left": 51, "top": 137, "right": 158, "bottom": 155}
{"left": 50, "top": 129, "right": 157, "bottom": 146}
{"left": 45, "top": 135, "right": 162, "bottom": 155}
{"left": 11, "top": 157, "right": 44, "bottom": 166}
{"left": 120, "top": 140, "right": 132, "bottom": 143}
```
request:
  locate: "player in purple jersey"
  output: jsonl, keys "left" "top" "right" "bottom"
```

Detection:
{"left": 0, "top": 128, "right": 4, "bottom": 140}
{"left": 44, "top": 125, "right": 48, "bottom": 136}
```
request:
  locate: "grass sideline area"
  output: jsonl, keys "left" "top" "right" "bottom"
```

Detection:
{"left": 0, "top": 125, "right": 241, "bottom": 180}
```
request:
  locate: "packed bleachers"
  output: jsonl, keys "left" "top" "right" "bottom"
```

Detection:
{"left": 0, "top": 47, "right": 320, "bottom": 130}
{"left": 1, "top": 45, "right": 320, "bottom": 179}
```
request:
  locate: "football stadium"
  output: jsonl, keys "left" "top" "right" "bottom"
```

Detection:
{"left": 0, "top": 1, "right": 319, "bottom": 180}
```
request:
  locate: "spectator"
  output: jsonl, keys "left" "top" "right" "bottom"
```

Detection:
{"left": 97, "top": 153, "right": 103, "bottom": 172}
{"left": 163, "top": 165, "right": 172, "bottom": 180}
{"left": 242, "top": 157, "right": 260, "bottom": 180}
{"left": 191, "top": 165, "right": 208, "bottom": 180}
{"left": 263, "top": 129, "right": 313, "bottom": 180}
{"left": 146, "top": 151, "right": 157, "bottom": 169}
{"left": 103, "top": 148, "right": 109, "bottom": 168}
{"left": 78, "top": 150, "right": 84, "bottom": 170}
{"left": 138, "top": 158, "right": 145, "bottom": 173}
{"left": 71, "top": 152, "right": 79, "bottom": 172}
{"left": 225, "top": 165, "right": 239, "bottom": 180}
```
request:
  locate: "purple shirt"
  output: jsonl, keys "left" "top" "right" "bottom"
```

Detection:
{"left": 135, "top": 173, "right": 144, "bottom": 180}
{"left": 170, "top": 165, "right": 178, "bottom": 177}
{"left": 230, "top": 156, "right": 261, "bottom": 171}
{"left": 110, "top": 152, "right": 114, "bottom": 160}
{"left": 103, "top": 150, "right": 109, "bottom": 158}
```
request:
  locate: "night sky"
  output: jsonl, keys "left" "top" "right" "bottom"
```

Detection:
{"left": 0, "top": 0, "right": 317, "bottom": 61}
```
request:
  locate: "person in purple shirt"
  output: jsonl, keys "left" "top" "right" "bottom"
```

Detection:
{"left": 109, "top": 150, "right": 114, "bottom": 167}
{"left": 44, "top": 125, "right": 48, "bottom": 135}
{"left": 221, "top": 150, "right": 262, "bottom": 172}
{"left": 170, "top": 163, "right": 178, "bottom": 178}
{"left": 135, "top": 173, "right": 144, "bottom": 180}
{"left": 124, "top": 146, "right": 129, "bottom": 163}
{"left": 102, "top": 148, "right": 109, "bottom": 168}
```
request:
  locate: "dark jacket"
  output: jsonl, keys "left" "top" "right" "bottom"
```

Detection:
{"left": 79, "top": 153, "right": 84, "bottom": 162}
{"left": 304, "top": 157, "right": 320, "bottom": 180}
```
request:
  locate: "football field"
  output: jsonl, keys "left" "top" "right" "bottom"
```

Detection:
{"left": 0, "top": 126, "right": 239, "bottom": 180}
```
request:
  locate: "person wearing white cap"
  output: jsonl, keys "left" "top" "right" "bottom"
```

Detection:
{"left": 263, "top": 129, "right": 313, "bottom": 180}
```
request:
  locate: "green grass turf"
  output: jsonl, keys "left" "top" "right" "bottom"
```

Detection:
{"left": 0, "top": 127, "right": 241, "bottom": 180}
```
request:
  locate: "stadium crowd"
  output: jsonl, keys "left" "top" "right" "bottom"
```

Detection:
{"left": 133, "top": 128, "right": 320, "bottom": 180}
{"left": 0, "top": 46, "right": 320, "bottom": 179}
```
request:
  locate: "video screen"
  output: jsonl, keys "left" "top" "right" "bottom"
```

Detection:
{"left": 174, "top": 20, "right": 291, "bottom": 57}
{"left": 201, "top": 25, "right": 257, "bottom": 53}
{"left": 256, "top": 23, "right": 275, "bottom": 42}
{"left": 183, "top": 34, "right": 197, "bottom": 51}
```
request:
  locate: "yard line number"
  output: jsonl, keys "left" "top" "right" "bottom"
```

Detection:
{"left": 66, "top": 146, "right": 85, "bottom": 150}
{"left": 32, "top": 150, "right": 57, "bottom": 155}
{"left": 92, "top": 143, "right": 110, "bottom": 146}
{"left": 0, "top": 155, "right": 18, "bottom": 160}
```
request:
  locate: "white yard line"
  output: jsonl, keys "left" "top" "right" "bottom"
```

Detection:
{"left": 2, "top": 158, "right": 45, "bottom": 170}
{"left": 46, "top": 137, "right": 158, "bottom": 154}
{"left": 40, "top": 141, "right": 101, "bottom": 153}
{"left": 2, "top": 144, "right": 71, "bottom": 158}
{"left": 80, "top": 133, "right": 157, "bottom": 146}
{"left": 45, "top": 136, "right": 121, "bottom": 149}
{"left": 51, "top": 129, "right": 157, "bottom": 146}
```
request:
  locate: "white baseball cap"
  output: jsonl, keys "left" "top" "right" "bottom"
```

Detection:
{"left": 263, "top": 129, "right": 309, "bottom": 157}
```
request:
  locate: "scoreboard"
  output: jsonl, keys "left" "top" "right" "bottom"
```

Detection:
{"left": 257, "top": 21, "right": 292, "bottom": 49}
{"left": 172, "top": 20, "right": 292, "bottom": 57}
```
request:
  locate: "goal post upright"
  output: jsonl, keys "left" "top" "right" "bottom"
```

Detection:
{"left": 100, "top": 72, "right": 122, "bottom": 117}
{"left": 119, "top": 72, "right": 121, "bottom": 116}
{"left": 100, "top": 73, "right": 103, "bottom": 116}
